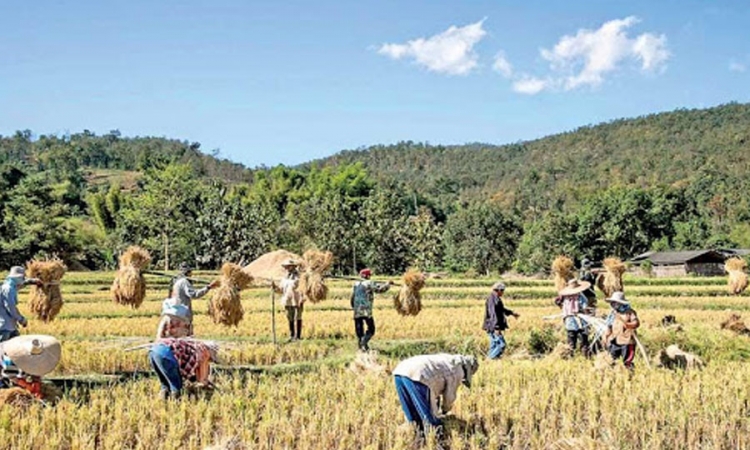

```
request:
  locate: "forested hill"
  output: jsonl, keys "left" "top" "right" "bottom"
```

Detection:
{"left": 313, "top": 102, "right": 750, "bottom": 213}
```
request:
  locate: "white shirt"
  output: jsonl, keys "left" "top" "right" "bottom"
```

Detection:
{"left": 393, "top": 354, "right": 466, "bottom": 417}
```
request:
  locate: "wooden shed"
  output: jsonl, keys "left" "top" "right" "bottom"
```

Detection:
{"left": 630, "top": 250, "right": 727, "bottom": 277}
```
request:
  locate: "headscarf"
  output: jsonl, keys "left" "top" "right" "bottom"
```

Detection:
{"left": 457, "top": 355, "right": 479, "bottom": 388}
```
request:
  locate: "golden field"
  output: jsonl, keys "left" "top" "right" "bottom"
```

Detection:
{"left": 1, "top": 273, "right": 750, "bottom": 449}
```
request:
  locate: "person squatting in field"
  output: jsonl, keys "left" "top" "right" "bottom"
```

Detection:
{"left": 393, "top": 353, "right": 479, "bottom": 437}
{"left": 350, "top": 268, "right": 391, "bottom": 351}
{"left": 168, "top": 263, "right": 218, "bottom": 335}
{"left": 482, "top": 282, "right": 519, "bottom": 359}
{"left": 156, "top": 301, "right": 192, "bottom": 339}
{"left": 0, "top": 267, "right": 42, "bottom": 343}
{"left": 604, "top": 291, "right": 640, "bottom": 369}
{"left": 148, "top": 337, "right": 218, "bottom": 400}
{"left": 272, "top": 259, "right": 305, "bottom": 341}
{"left": 554, "top": 279, "right": 592, "bottom": 357}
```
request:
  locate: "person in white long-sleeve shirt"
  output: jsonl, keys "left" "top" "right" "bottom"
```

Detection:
{"left": 392, "top": 353, "right": 479, "bottom": 435}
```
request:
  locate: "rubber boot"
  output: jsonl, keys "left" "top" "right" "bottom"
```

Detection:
{"left": 296, "top": 320, "right": 303, "bottom": 340}
{"left": 288, "top": 320, "right": 296, "bottom": 341}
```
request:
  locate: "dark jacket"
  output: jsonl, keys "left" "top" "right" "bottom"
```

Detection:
{"left": 483, "top": 292, "right": 515, "bottom": 333}
{"left": 579, "top": 269, "right": 597, "bottom": 300}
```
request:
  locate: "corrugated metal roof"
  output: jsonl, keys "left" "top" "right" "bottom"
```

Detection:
{"left": 631, "top": 250, "right": 726, "bottom": 265}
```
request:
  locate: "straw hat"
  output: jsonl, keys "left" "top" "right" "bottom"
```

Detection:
{"left": 1, "top": 335, "right": 61, "bottom": 376}
{"left": 606, "top": 291, "right": 630, "bottom": 306}
{"left": 559, "top": 279, "right": 591, "bottom": 296}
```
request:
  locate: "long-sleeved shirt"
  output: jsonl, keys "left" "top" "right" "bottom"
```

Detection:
{"left": 159, "top": 338, "right": 213, "bottom": 383}
{"left": 170, "top": 277, "right": 210, "bottom": 319}
{"left": 350, "top": 280, "right": 390, "bottom": 318}
{"left": 392, "top": 354, "right": 468, "bottom": 417}
{"left": 0, "top": 278, "right": 26, "bottom": 332}
{"left": 555, "top": 293, "right": 589, "bottom": 331}
{"left": 275, "top": 273, "right": 302, "bottom": 307}
{"left": 605, "top": 308, "right": 640, "bottom": 345}
{"left": 483, "top": 292, "right": 514, "bottom": 333}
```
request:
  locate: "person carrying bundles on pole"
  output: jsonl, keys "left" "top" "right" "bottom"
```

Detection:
{"left": 0, "top": 335, "right": 61, "bottom": 398}
{"left": 393, "top": 354, "right": 479, "bottom": 438}
{"left": 555, "top": 279, "right": 592, "bottom": 357}
{"left": 0, "top": 267, "right": 42, "bottom": 343}
{"left": 272, "top": 259, "right": 304, "bottom": 341}
{"left": 156, "top": 301, "right": 192, "bottom": 339}
{"left": 578, "top": 258, "right": 598, "bottom": 312}
{"left": 148, "top": 337, "right": 218, "bottom": 400}
{"left": 350, "top": 268, "right": 392, "bottom": 352}
{"left": 169, "top": 263, "right": 218, "bottom": 334}
{"left": 604, "top": 291, "right": 640, "bottom": 370}
{"left": 482, "top": 282, "right": 519, "bottom": 359}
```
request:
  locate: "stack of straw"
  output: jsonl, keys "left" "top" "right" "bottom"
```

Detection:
{"left": 725, "top": 257, "right": 748, "bottom": 295}
{"left": 393, "top": 269, "right": 426, "bottom": 316}
{"left": 111, "top": 246, "right": 151, "bottom": 309}
{"left": 297, "top": 250, "right": 333, "bottom": 303}
{"left": 26, "top": 258, "right": 66, "bottom": 322}
{"left": 657, "top": 345, "right": 704, "bottom": 370}
{"left": 0, "top": 387, "right": 36, "bottom": 408}
{"left": 551, "top": 256, "right": 574, "bottom": 292}
{"left": 209, "top": 263, "right": 253, "bottom": 326}
{"left": 348, "top": 352, "right": 389, "bottom": 376}
{"left": 598, "top": 257, "right": 626, "bottom": 298}
{"left": 720, "top": 313, "right": 750, "bottom": 335}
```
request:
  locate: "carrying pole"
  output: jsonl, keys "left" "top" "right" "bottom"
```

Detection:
{"left": 271, "top": 287, "right": 277, "bottom": 346}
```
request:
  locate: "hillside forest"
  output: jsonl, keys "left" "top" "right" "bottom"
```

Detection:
{"left": 2, "top": 103, "right": 749, "bottom": 275}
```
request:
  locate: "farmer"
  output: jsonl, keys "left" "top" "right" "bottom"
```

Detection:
{"left": 169, "top": 263, "right": 218, "bottom": 332}
{"left": 0, "top": 334, "right": 61, "bottom": 396}
{"left": 579, "top": 257, "right": 598, "bottom": 310}
{"left": 393, "top": 353, "right": 479, "bottom": 436}
{"left": 272, "top": 259, "right": 304, "bottom": 341}
{"left": 148, "top": 337, "right": 218, "bottom": 400}
{"left": 554, "top": 279, "right": 591, "bottom": 357}
{"left": 482, "top": 282, "right": 519, "bottom": 359}
{"left": 0, "top": 267, "right": 42, "bottom": 342}
{"left": 156, "top": 301, "right": 192, "bottom": 339}
{"left": 604, "top": 291, "right": 640, "bottom": 369}
{"left": 350, "top": 268, "right": 391, "bottom": 351}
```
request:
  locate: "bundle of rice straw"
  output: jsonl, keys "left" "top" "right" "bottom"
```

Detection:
{"left": 393, "top": 269, "right": 426, "bottom": 316}
{"left": 725, "top": 257, "right": 749, "bottom": 295}
{"left": 720, "top": 313, "right": 750, "bottom": 335}
{"left": 26, "top": 258, "right": 66, "bottom": 322}
{"left": 0, "top": 387, "right": 36, "bottom": 408}
{"left": 548, "top": 342, "right": 573, "bottom": 360}
{"left": 348, "top": 352, "right": 389, "bottom": 376}
{"left": 297, "top": 250, "right": 333, "bottom": 303}
{"left": 599, "top": 257, "right": 626, "bottom": 298}
{"left": 593, "top": 351, "right": 615, "bottom": 371}
{"left": 111, "top": 246, "right": 151, "bottom": 309}
{"left": 551, "top": 256, "right": 574, "bottom": 292}
{"left": 657, "top": 345, "right": 704, "bottom": 370}
{"left": 208, "top": 263, "right": 253, "bottom": 326}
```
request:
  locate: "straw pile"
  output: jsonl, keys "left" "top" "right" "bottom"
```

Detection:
{"left": 208, "top": 263, "right": 253, "bottom": 327}
{"left": 0, "top": 387, "right": 36, "bottom": 408}
{"left": 26, "top": 258, "right": 66, "bottom": 322}
{"left": 393, "top": 269, "right": 426, "bottom": 316}
{"left": 598, "top": 257, "right": 626, "bottom": 298}
{"left": 593, "top": 351, "right": 615, "bottom": 371}
{"left": 551, "top": 256, "right": 574, "bottom": 292}
{"left": 243, "top": 249, "right": 301, "bottom": 284}
{"left": 725, "top": 257, "right": 748, "bottom": 295}
{"left": 111, "top": 246, "right": 151, "bottom": 309}
{"left": 297, "top": 250, "right": 333, "bottom": 303}
{"left": 547, "top": 343, "right": 573, "bottom": 360}
{"left": 349, "top": 352, "right": 389, "bottom": 376}
{"left": 657, "top": 345, "right": 704, "bottom": 370}
{"left": 720, "top": 313, "right": 750, "bottom": 335}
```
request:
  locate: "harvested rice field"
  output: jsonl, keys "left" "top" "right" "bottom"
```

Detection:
{"left": 3, "top": 272, "right": 750, "bottom": 449}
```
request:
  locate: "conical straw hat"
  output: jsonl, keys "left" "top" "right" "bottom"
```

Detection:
{"left": 1, "top": 335, "right": 61, "bottom": 376}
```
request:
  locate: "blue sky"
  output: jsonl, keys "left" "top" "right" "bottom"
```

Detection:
{"left": 1, "top": 0, "right": 748, "bottom": 167}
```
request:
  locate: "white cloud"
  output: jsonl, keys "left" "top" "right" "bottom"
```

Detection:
{"left": 729, "top": 61, "right": 747, "bottom": 73}
{"left": 492, "top": 51, "right": 513, "bottom": 78}
{"left": 522, "top": 16, "right": 670, "bottom": 93}
{"left": 377, "top": 19, "right": 487, "bottom": 76}
{"left": 512, "top": 76, "right": 549, "bottom": 95}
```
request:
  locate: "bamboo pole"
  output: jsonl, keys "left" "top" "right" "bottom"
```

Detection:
{"left": 271, "top": 287, "right": 277, "bottom": 346}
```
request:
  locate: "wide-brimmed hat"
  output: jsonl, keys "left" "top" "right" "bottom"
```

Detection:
{"left": 7, "top": 266, "right": 25, "bottom": 281}
{"left": 559, "top": 279, "right": 591, "bottom": 296}
{"left": 606, "top": 291, "right": 630, "bottom": 306}
{"left": 1, "top": 335, "right": 61, "bottom": 376}
{"left": 161, "top": 299, "right": 190, "bottom": 321}
{"left": 281, "top": 259, "right": 299, "bottom": 268}
{"left": 492, "top": 281, "right": 506, "bottom": 291}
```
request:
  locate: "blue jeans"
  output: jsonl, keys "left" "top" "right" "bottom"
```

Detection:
{"left": 394, "top": 375, "right": 442, "bottom": 431}
{"left": 149, "top": 343, "right": 182, "bottom": 394}
{"left": 487, "top": 332, "right": 507, "bottom": 359}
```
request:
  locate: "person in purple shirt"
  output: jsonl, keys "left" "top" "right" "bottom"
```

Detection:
{"left": 482, "top": 282, "right": 519, "bottom": 359}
